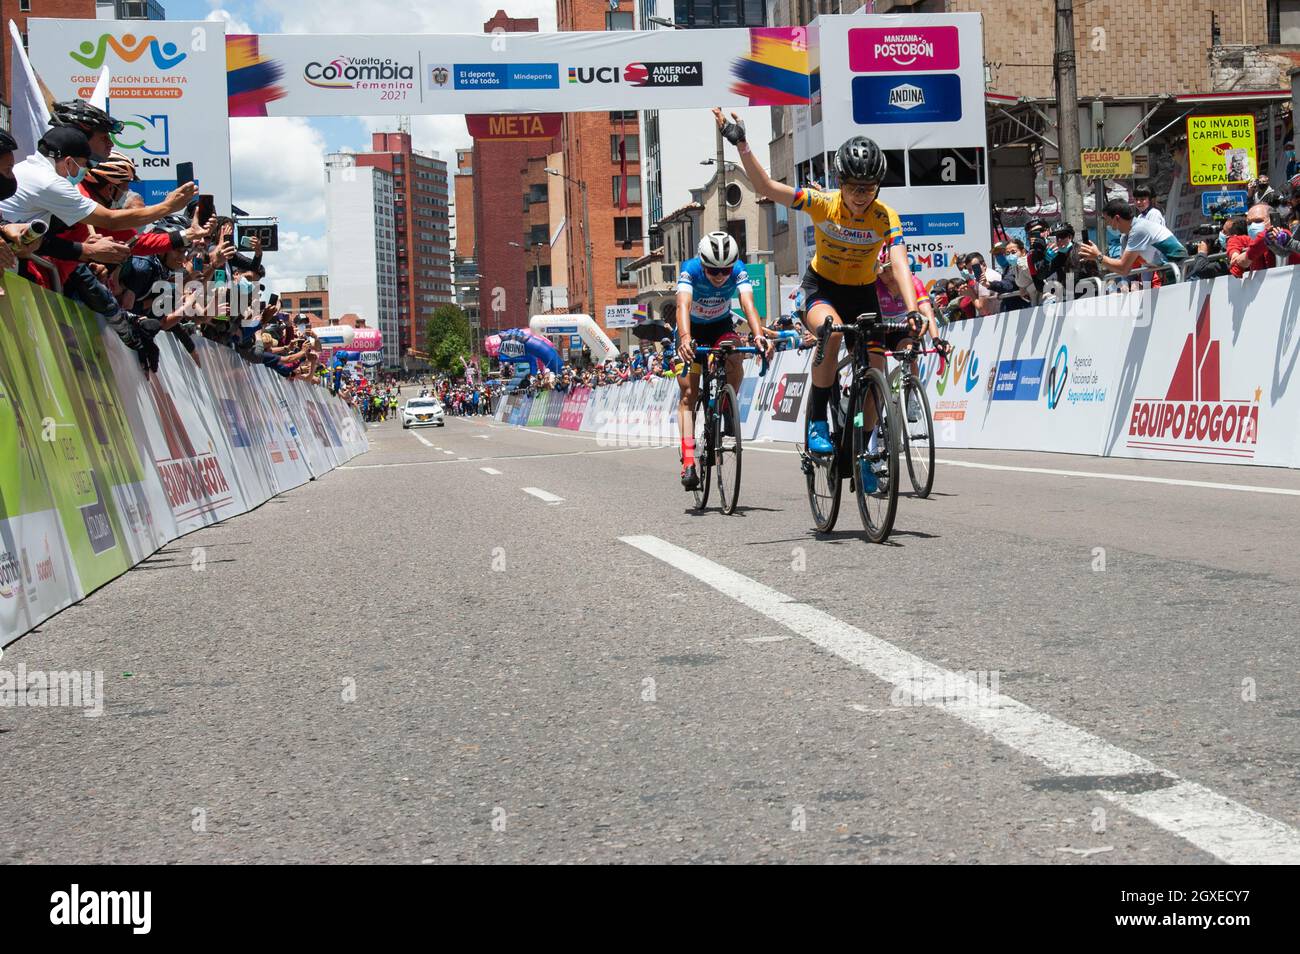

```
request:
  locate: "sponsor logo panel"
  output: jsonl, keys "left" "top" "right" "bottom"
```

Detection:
{"left": 991, "top": 358, "right": 1044, "bottom": 402}
{"left": 1126, "top": 299, "right": 1259, "bottom": 458}
{"left": 851, "top": 74, "right": 962, "bottom": 125}
{"left": 847, "top": 26, "right": 960, "bottom": 72}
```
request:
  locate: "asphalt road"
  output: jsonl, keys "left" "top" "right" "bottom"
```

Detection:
{"left": 3, "top": 410, "right": 1299, "bottom": 864}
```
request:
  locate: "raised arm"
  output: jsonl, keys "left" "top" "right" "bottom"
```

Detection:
{"left": 712, "top": 107, "right": 797, "bottom": 207}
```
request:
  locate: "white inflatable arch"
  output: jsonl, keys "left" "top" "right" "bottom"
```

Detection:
{"left": 529, "top": 313, "right": 619, "bottom": 364}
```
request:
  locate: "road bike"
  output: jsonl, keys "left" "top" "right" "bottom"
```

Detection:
{"left": 687, "top": 342, "right": 768, "bottom": 515}
{"left": 799, "top": 313, "right": 915, "bottom": 543}
{"left": 885, "top": 343, "right": 947, "bottom": 499}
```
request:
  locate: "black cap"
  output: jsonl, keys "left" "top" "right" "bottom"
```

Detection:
{"left": 37, "top": 126, "right": 96, "bottom": 164}
{"left": 1025, "top": 218, "right": 1047, "bottom": 233}
{"left": 1053, "top": 223, "right": 1076, "bottom": 237}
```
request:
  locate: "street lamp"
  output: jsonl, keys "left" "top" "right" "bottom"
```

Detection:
{"left": 545, "top": 167, "right": 596, "bottom": 321}
{"left": 507, "top": 240, "right": 546, "bottom": 302}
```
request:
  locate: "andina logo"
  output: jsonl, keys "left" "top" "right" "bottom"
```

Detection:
{"left": 305, "top": 57, "right": 414, "bottom": 90}
{"left": 1127, "top": 298, "right": 1259, "bottom": 458}
{"left": 71, "top": 33, "right": 186, "bottom": 70}
{"left": 888, "top": 84, "right": 925, "bottom": 110}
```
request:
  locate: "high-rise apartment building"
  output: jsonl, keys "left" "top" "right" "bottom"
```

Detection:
{"left": 324, "top": 153, "right": 401, "bottom": 368}
{"left": 352, "top": 132, "right": 453, "bottom": 361}
{"left": 556, "top": 0, "right": 643, "bottom": 332}
{"left": 453, "top": 147, "right": 480, "bottom": 325}
{"left": 467, "top": 10, "right": 561, "bottom": 334}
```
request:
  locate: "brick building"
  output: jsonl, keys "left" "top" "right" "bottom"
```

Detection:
{"left": 0, "top": 0, "right": 96, "bottom": 110}
{"left": 469, "top": 10, "right": 561, "bottom": 333}
{"left": 352, "top": 131, "right": 454, "bottom": 361}
{"left": 453, "top": 148, "right": 480, "bottom": 325}
{"left": 280, "top": 275, "right": 330, "bottom": 326}
{"left": 556, "top": 0, "right": 643, "bottom": 333}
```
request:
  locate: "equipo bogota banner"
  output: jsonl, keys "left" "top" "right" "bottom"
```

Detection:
{"left": 223, "top": 28, "right": 810, "bottom": 117}
{"left": 27, "top": 18, "right": 233, "bottom": 213}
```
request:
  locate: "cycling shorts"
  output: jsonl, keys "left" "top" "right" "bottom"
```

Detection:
{"left": 801, "top": 266, "right": 912, "bottom": 352}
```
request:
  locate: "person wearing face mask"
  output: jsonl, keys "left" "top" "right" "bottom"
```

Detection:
{"left": 1225, "top": 203, "right": 1289, "bottom": 277}
{"left": 1080, "top": 199, "right": 1186, "bottom": 284}
{"left": 984, "top": 238, "right": 1037, "bottom": 312}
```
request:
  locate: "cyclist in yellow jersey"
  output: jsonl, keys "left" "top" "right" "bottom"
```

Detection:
{"left": 714, "top": 108, "right": 939, "bottom": 464}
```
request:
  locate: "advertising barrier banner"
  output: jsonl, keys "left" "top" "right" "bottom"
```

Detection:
{"left": 1, "top": 273, "right": 366, "bottom": 646}
{"left": 226, "top": 28, "right": 809, "bottom": 118}
{"left": 490, "top": 268, "right": 1300, "bottom": 474}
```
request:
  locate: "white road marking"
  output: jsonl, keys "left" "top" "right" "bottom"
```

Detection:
{"left": 478, "top": 435, "right": 491, "bottom": 439}
{"left": 411, "top": 432, "right": 434, "bottom": 448}
{"left": 442, "top": 450, "right": 455, "bottom": 456}
{"left": 620, "top": 534, "right": 1300, "bottom": 865}
{"left": 744, "top": 635, "right": 792, "bottom": 644}
{"left": 935, "top": 457, "right": 1300, "bottom": 497}
{"left": 523, "top": 487, "right": 564, "bottom": 504}
{"left": 480, "top": 467, "right": 502, "bottom": 475}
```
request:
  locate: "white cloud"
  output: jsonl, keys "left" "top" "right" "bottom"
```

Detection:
{"left": 261, "top": 231, "right": 328, "bottom": 294}
{"left": 229, "top": 116, "right": 328, "bottom": 225}
{"left": 205, "top": 8, "right": 254, "bottom": 36}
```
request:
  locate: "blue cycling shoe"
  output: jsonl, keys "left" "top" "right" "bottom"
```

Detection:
{"left": 808, "top": 420, "right": 834, "bottom": 455}
{"left": 859, "top": 458, "right": 878, "bottom": 494}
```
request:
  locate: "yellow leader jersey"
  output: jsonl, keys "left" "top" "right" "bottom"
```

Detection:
{"left": 792, "top": 188, "right": 904, "bottom": 286}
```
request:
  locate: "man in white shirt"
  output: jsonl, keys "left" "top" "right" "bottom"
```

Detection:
{"left": 0, "top": 127, "right": 195, "bottom": 231}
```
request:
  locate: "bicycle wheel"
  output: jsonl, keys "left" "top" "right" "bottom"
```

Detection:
{"left": 715, "top": 384, "right": 743, "bottom": 514}
{"left": 691, "top": 389, "right": 712, "bottom": 510}
{"left": 903, "top": 377, "right": 935, "bottom": 498}
{"left": 851, "top": 368, "right": 900, "bottom": 543}
{"left": 803, "top": 401, "right": 841, "bottom": 532}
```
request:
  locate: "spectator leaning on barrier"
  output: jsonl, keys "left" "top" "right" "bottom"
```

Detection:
{"left": 986, "top": 237, "right": 1038, "bottom": 312}
{"left": 1185, "top": 217, "right": 1242, "bottom": 281}
{"left": 1225, "top": 203, "right": 1300, "bottom": 277}
{"left": 1079, "top": 198, "right": 1187, "bottom": 284}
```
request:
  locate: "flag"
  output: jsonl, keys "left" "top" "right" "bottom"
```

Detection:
{"left": 89, "top": 66, "right": 110, "bottom": 113}
{"left": 8, "top": 19, "right": 52, "bottom": 162}
{"left": 618, "top": 132, "right": 628, "bottom": 211}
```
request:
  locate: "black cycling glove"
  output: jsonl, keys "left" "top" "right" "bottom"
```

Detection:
{"left": 719, "top": 118, "right": 747, "bottom": 146}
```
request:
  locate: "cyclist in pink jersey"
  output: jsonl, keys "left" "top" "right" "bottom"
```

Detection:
{"left": 875, "top": 247, "right": 946, "bottom": 420}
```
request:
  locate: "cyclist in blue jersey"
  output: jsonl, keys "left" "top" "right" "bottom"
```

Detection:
{"left": 676, "top": 230, "right": 771, "bottom": 490}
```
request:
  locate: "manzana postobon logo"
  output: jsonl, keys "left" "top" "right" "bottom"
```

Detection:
{"left": 70, "top": 33, "right": 187, "bottom": 70}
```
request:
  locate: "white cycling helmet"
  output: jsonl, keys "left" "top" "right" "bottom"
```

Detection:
{"left": 698, "top": 231, "right": 739, "bottom": 269}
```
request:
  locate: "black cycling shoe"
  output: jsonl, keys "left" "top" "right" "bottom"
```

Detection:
{"left": 681, "top": 464, "right": 700, "bottom": 490}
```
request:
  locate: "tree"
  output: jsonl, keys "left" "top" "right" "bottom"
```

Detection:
{"left": 424, "top": 304, "right": 472, "bottom": 359}
{"left": 432, "top": 330, "right": 470, "bottom": 373}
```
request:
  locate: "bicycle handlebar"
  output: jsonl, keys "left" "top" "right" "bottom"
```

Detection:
{"left": 693, "top": 344, "right": 771, "bottom": 377}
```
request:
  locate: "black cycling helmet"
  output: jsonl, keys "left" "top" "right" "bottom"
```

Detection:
{"left": 834, "top": 135, "right": 887, "bottom": 183}
{"left": 49, "top": 99, "right": 124, "bottom": 136}
{"left": 0, "top": 128, "right": 17, "bottom": 153}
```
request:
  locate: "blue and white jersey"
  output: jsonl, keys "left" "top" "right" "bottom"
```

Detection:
{"left": 676, "top": 258, "right": 753, "bottom": 323}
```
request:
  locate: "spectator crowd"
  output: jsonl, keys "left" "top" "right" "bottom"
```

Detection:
{"left": 2, "top": 105, "right": 322, "bottom": 384}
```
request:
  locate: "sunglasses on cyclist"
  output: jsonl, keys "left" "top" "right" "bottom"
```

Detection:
{"left": 840, "top": 179, "right": 880, "bottom": 195}
{"left": 704, "top": 266, "right": 731, "bottom": 277}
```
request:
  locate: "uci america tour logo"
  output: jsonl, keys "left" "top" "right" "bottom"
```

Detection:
{"left": 71, "top": 33, "right": 186, "bottom": 70}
